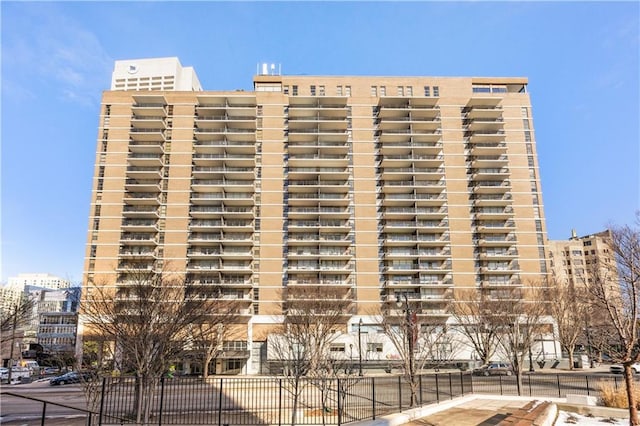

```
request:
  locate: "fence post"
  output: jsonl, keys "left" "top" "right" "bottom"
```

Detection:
{"left": 40, "top": 401, "right": 47, "bottom": 426}
{"left": 371, "top": 376, "right": 376, "bottom": 420}
{"left": 278, "top": 378, "right": 282, "bottom": 426}
{"left": 435, "top": 374, "right": 440, "bottom": 403}
{"left": 98, "top": 377, "right": 106, "bottom": 426}
{"left": 419, "top": 375, "right": 423, "bottom": 405}
{"left": 459, "top": 372, "right": 464, "bottom": 396}
{"left": 499, "top": 374, "right": 503, "bottom": 395}
{"left": 469, "top": 372, "right": 474, "bottom": 394}
{"left": 158, "top": 376, "right": 165, "bottom": 426}
{"left": 218, "top": 378, "right": 224, "bottom": 426}
{"left": 557, "top": 374, "right": 561, "bottom": 398}
{"left": 586, "top": 375, "right": 590, "bottom": 396}
{"left": 398, "top": 376, "right": 402, "bottom": 412}
{"left": 528, "top": 374, "right": 532, "bottom": 397}
{"left": 337, "top": 377, "right": 342, "bottom": 426}
{"left": 448, "top": 373, "right": 453, "bottom": 400}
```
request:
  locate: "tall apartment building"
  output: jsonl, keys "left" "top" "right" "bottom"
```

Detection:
{"left": 548, "top": 230, "right": 614, "bottom": 288}
{"left": 83, "top": 58, "right": 549, "bottom": 374}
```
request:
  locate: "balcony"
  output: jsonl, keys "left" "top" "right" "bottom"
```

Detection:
{"left": 123, "top": 193, "right": 160, "bottom": 205}
{"left": 122, "top": 219, "right": 158, "bottom": 232}
{"left": 126, "top": 166, "right": 162, "bottom": 179}
{"left": 128, "top": 140, "right": 164, "bottom": 154}
{"left": 128, "top": 153, "right": 164, "bottom": 167}
{"left": 129, "top": 127, "right": 166, "bottom": 142}
{"left": 131, "top": 99, "right": 166, "bottom": 116}
{"left": 466, "top": 130, "right": 506, "bottom": 144}
{"left": 472, "top": 180, "right": 512, "bottom": 194}
{"left": 122, "top": 206, "right": 159, "bottom": 218}
{"left": 120, "top": 233, "right": 156, "bottom": 245}
{"left": 470, "top": 155, "right": 509, "bottom": 168}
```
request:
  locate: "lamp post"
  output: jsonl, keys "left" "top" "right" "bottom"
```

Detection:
{"left": 397, "top": 294, "right": 416, "bottom": 406}
{"left": 358, "top": 318, "right": 363, "bottom": 376}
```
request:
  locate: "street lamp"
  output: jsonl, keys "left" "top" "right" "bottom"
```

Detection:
{"left": 358, "top": 318, "right": 363, "bottom": 376}
{"left": 396, "top": 294, "right": 416, "bottom": 406}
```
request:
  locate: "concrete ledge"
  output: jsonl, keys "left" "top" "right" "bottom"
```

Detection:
{"left": 566, "top": 393, "right": 598, "bottom": 406}
{"left": 557, "top": 403, "right": 629, "bottom": 420}
{"left": 494, "top": 400, "right": 557, "bottom": 426}
{"left": 348, "top": 395, "right": 477, "bottom": 426}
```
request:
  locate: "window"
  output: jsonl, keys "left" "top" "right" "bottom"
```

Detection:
{"left": 283, "top": 85, "right": 289, "bottom": 95}
{"left": 367, "top": 343, "right": 383, "bottom": 353}
{"left": 310, "top": 85, "right": 316, "bottom": 96}
{"left": 380, "top": 86, "right": 386, "bottom": 96}
{"left": 345, "top": 85, "right": 352, "bottom": 96}
{"left": 330, "top": 344, "right": 345, "bottom": 352}
{"left": 370, "top": 86, "right": 377, "bottom": 97}
{"left": 292, "top": 85, "right": 298, "bottom": 96}
{"left": 406, "top": 86, "right": 413, "bottom": 96}
{"left": 319, "top": 85, "right": 325, "bottom": 96}
{"left": 433, "top": 86, "right": 440, "bottom": 96}
{"left": 424, "top": 86, "right": 430, "bottom": 96}
{"left": 397, "top": 86, "right": 404, "bottom": 96}
{"left": 336, "top": 85, "right": 343, "bottom": 96}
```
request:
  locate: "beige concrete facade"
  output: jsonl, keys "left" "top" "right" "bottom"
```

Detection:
{"left": 84, "top": 66, "right": 550, "bottom": 373}
{"left": 548, "top": 230, "right": 614, "bottom": 288}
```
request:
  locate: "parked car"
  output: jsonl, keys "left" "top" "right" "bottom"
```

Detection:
{"left": 43, "top": 367, "right": 61, "bottom": 375}
{"left": 49, "top": 371, "right": 94, "bottom": 386}
{"left": 473, "top": 362, "right": 513, "bottom": 376}
{"left": 609, "top": 363, "right": 640, "bottom": 374}
{"left": 0, "top": 366, "right": 31, "bottom": 383}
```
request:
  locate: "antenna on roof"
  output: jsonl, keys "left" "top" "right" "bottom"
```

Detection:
{"left": 257, "top": 62, "right": 281, "bottom": 76}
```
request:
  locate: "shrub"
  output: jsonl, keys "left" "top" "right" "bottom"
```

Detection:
{"left": 598, "top": 380, "right": 640, "bottom": 409}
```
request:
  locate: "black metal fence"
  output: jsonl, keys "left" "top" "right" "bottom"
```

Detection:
{"left": 97, "top": 373, "right": 472, "bottom": 425}
{"left": 4, "top": 373, "right": 636, "bottom": 425}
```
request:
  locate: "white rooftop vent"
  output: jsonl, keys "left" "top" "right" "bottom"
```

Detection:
{"left": 257, "top": 62, "right": 281, "bottom": 76}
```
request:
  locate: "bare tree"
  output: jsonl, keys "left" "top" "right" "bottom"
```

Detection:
{"left": 587, "top": 218, "right": 640, "bottom": 425}
{"left": 379, "top": 294, "right": 451, "bottom": 407}
{"left": 1, "top": 295, "right": 34, "bottom": 383}
{"left": 450, "top": 289, "right": 502, "bottom": 366}
{"left": 81, "top": 267, "right": 222, "bottom": 424}
{"left": 268, "top": 286, "right": 352, "bottom": 425}
{"left": 493, "top": 287, "right": 549, "bottom": 396}
{"left": 547, "top": 278, "right": 589, "bottom": 370}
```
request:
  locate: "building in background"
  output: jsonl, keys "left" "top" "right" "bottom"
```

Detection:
{"left": 82, "top": 58, "right": 550, "bottom": 374}
{"left": 111, "top": 57, "right": 202, "bottom": 92}
{"left": 547, "top": 230, "right": 614, "bottom": 288}
{"left": 8, "top": 273, "right": 70, "bottom": 291}
{"left": 1, "top": 275, "right": 80, "bottom": 367}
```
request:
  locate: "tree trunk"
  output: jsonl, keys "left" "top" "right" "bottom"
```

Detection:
{"left": 568, "top": 348, "right": 575, "bottom": 371}
{"left": 624, "top": 365, "right": 639, "bottom": 426}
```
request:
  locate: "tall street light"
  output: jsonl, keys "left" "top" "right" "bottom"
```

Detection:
{"left": 358, "top": 318, "right": 363, "bottom": 376}
{"left": 397, "top": 294, "right": 416, "bottom": 406}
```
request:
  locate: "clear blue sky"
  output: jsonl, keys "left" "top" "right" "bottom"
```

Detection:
{"left": 1, "top": 2, "right": 638, "bottom": 283}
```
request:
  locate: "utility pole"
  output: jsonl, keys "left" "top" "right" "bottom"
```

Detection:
{"left": 7, "top": 305, "right": 18, "bottom": 384}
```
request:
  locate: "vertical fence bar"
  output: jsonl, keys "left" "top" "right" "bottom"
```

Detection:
{"left": 40, "top": 401, "right": 47, "bottom": 426}
{"left": 218, "top": 378, "right": 223, "bottom": 426}
{"left": 557, "top": 374, "right": 561, "bottom": 398}
{"left": 372, "top": 376, "right": 376, "bottom": 420}
{"left": 448, "top": 373, "right": 453, "bottom": 400}
{"left": 278, "top": 378, "right": 282, "bottom": 426}
{"left": 459, "top": 372, "right": 464, "bottom": 396}
{"left": 586, "top": 375, "right": 590, "bottom": 396}
{"left": 398, "top": 376, "right": 402, "bottom": 412}
{"left": 337, "top": 377, "right": 342, "bottom": 426}
{"left": 419, "top": 375, "right": 423, "bottom": 405}
{"left": 528, "top": 374, "right": 532, "bottom": 397}
{"left": 435, "top": 374, "right": 440, "bottom": 403}
{"left": 499, "top": 374, "right": 503, "bottom": 395}
{"left": 98, "top": 377, "right": 106, "bottom": 426}
{"left": 469, "top": 372, "right": 474, "bottom": 394}
{"left": 158, "top": 376, "right": 165, "bottom": 426}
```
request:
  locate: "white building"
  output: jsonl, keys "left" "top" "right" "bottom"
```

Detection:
{"left": 7, "top": 273, "right": 70, "bottom": 291}
{"left": 111, "top": 57, "right": 202, "bottom": 91}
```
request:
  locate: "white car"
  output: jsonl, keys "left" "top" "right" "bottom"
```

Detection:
{"left": 609, "top": 363, "right": 640, "bottom": 374}
{"left": 0, "top": 366, "right": 31, "bottom": 382}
